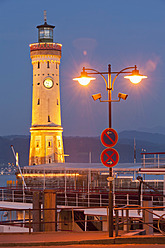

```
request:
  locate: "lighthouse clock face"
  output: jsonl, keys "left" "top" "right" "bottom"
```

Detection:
{"left": 43, "top": 78, "right": 54, "bottom": 89}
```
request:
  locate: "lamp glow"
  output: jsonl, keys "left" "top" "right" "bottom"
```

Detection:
{"left": 73, "top": 76, "right": 95, "bottom": 86}
{"left": 73, "top": 67, "right": 96, "bottom": 86}
{"left": 17, "top": 173, "right": 80, "bottom": 177}
{"left": 124, "top": 68, "right": 147, "bottom": 84}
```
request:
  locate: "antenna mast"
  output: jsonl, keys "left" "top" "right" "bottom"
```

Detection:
{"left": 11, "top": 145, "right": 27, "bottom": 189}
{"left": 134, "top": 138, "right": 136, "bottom": 164}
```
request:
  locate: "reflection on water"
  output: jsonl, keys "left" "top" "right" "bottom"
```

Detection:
{"left": 0, "top": 175, "right": 17, "bottom": 187}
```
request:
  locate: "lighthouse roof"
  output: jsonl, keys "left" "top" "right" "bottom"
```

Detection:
{"left": 36, "top": 21, "right": 55, "bottom": 29}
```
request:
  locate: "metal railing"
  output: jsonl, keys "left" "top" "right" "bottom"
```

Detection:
{"left": 0, "top": 187, "right": 164, "bottom": 208}
{"left": 0, "top": 205, "right": 165, "bottom": 235}
{"left": 141, "top": 152, "right": 165, "bottom": 168}
{"left": 0, "top": 206, "right": 107, "bottom": 233}
{"left": 114, "top": 205, "right": 165, "bottom": 236}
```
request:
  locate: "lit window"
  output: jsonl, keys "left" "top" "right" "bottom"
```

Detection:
{"left": 36, "top": 157, "right": 38, "bottom": 164}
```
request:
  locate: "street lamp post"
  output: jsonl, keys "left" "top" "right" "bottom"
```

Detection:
{"left": 73, "top": 64, "right": 147, "bottom": 237}
{"left": 108, "top": 64, "right": 113, "bottom": 237}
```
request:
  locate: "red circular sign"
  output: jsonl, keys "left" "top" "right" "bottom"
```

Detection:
{"left": 100, "top": 128, "right": 118, "bottom": 147}
{"left": 100, "top": 148, "right": 119, "bottom": 168}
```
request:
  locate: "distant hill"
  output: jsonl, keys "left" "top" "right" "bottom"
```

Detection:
{"left": 138, "top": 125, "right": 165, "bottom": 135}
{"left": 0, "top": 130, "right": 165, "bottom": 166}
{"left": 118, "top": 130, "right": 165, "bottom": 162}
{"left": 0, "top": 135, "right": 30, "bottom": 166}
{"left": 119, "top": 130, "right": 165, "bottom": 144}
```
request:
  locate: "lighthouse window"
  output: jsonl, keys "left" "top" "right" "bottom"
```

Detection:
{"left": 45, "top": 29, "right": 49, "bottom": 37}
{"left": 36, "top": 157, "right": 39, "bottom": 165}
{"left": 38, "top": 62, "right": 40, "bottom": 69}
{"left": 39, "top": 28, "right": 53, "bottom": 39}
{"left": 47, "top": 61, "right": 50, "bottom": 68}
{"left": 48, "top": 141, "right": 51, "bottom": 147}
{"left": 37, "top": 99, "right": 40, "bottom": 105}
{"left": 40, "top": 29, "right": 44, "bottom": 38}
{"left": 48, "top": 115, "right": 50, "bottom": 122}
{"left": 56, "top": 63, "right": 58, "bottom": 69}
{"left": 57, "top": 99, "right": 59, "bottom": 105}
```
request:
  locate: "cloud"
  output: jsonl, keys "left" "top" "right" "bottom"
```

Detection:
{"left": 144, "top": 57, "right": 160, "bottom": 73}
{"left": 73, "top": 38, "right": 97, "bottom": 51}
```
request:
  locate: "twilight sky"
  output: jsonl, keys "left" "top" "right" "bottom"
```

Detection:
{"left": 0, "top": 0, "right": 164, "bottom": 136}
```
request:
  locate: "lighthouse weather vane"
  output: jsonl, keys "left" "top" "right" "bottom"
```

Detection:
{"left": 44, "top": 10, "right": 47, "bottom": 22}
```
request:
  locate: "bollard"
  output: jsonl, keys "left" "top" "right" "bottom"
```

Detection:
{"left": 29, "top": 209, "right": 31, "bottom": 234}
{"left": 143, "top": 201, "right": 153, "bottom": 235}
{"left": 33, "top": 191, "right": 41, "bottom": 232}
{"left": 115, "top": 209, "right": 118, "bottom": 237}
{"left": 44, "top": 190, "right": 57, "bottom": 232}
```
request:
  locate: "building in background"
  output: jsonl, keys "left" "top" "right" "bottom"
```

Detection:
{"left": 29, "top": 12, "right": 65, "bottom": 165}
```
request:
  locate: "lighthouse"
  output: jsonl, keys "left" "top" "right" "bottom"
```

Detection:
{"left": 29, "top": 12, "right": 65, "bottom": 165}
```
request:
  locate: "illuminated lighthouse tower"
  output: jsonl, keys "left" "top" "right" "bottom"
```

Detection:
{"left": 29, "top": 13, "right": 65, "bottom": 165}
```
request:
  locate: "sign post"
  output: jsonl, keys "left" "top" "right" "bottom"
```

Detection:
{"left": 100, "top": 127, "right": 119, "bottom": 237}
{"left": 100, "top": 128, "right": 119, "bottom": 168}
{"left": 100, "top": 147, "right": 119, "bottom": 168}
{"left": 100, "top": 128, "right": 118, "bottom": 147}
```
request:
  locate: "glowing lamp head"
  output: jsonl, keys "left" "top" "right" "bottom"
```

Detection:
{"left": 124, "top": 67, "right": 147, "bottom": 84}
{"left": 73, "top": 67, "right": 96, "bottom": 86}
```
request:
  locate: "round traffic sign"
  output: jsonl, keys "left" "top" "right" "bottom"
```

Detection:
{"left": 100, "top": 128, "right": 118, "bottom": 147}
{"left": 100, "top": 148, "right": 119, "bottom": 168}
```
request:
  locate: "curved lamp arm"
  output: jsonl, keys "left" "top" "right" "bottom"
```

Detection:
{"left": 85, "top": 68, "right": 108, "bottom": 89}
{"left": 112, "top": 66, "right": 136, "bottom": 90}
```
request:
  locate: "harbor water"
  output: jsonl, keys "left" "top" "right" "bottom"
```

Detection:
{"left": 0, "top": 175, "right": 17, "bottom": 187}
